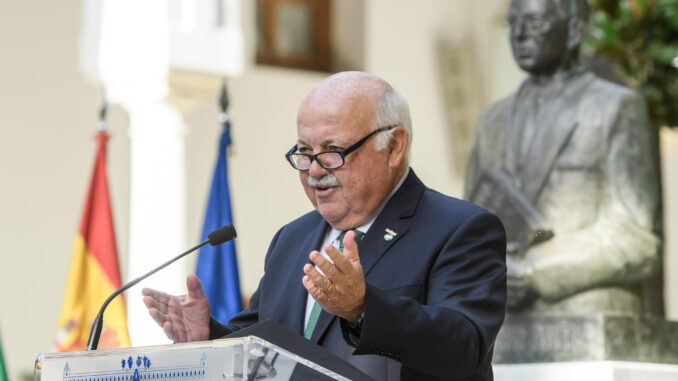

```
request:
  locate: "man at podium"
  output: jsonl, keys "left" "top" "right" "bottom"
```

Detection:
{"left": 143, "top": 72, "right": 507, "bottom": 380}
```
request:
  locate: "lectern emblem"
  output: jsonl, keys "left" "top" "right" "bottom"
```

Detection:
{"left": 62, "top": 352, "right": 206, "bottom": 380}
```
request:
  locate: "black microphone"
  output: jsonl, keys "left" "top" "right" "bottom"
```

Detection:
{"left": 86, "top": 224, "right": 237, "bottom": 351}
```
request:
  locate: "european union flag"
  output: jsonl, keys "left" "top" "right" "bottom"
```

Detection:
{"left": 196, "top": 118, "right": 242, "bottom": 323}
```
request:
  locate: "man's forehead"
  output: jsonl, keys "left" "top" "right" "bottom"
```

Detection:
{"left": 297, "top": 97, "right": 375, "bottom": 141}
{"left": 300, "top": 75, "right": 384, "bottom": 118}
{"left": 296, "top": 125, "right": 359, "bottom": 147}
{"left": 296, "top": 136, "right": 344, "bottom": 147}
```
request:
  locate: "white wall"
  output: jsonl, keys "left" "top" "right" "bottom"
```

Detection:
{"left": 364, "top": 0, "right": 471, "bottom": 196}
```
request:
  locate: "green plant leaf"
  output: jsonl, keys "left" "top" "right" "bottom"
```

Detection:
{"left": 587, "top": 0, "right": 678, "bottom": 127}
{"left": 647, "top": 42, "right": 678, "bottom": 64}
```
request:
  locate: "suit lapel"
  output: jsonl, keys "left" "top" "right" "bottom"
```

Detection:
{"left": 519, "top": 72, "right": 594, "bottom": 202}
{"left": 289, "top": 215, "right": 328, "bottom": 335}
{"left": 505, "top": 80, "right": 531, "bottom": 175}
{"left": 360, "top": 172, "right": 424, "bottom": 276}
{"left": 309, "top": 170, "right": 426, "bottom": 343}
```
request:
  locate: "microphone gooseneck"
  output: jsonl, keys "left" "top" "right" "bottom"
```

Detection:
{"left": 86, "top": 224, "right": 237, "bottom": 351}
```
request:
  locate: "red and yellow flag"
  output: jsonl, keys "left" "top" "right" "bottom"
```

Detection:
{"left": 54, "top": 131, "right": 130, "bottom": 351}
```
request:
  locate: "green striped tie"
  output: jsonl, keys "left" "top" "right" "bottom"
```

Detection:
{"left": 304, "top": 229, "right": 365, "bottom": 339}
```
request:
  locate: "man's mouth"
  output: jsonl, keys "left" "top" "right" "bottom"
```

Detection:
{"left": 314, "top": 185, "right": 337, "bottom": 196}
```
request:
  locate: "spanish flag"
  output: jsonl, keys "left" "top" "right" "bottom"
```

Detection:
{"left": 54, "top": 131, "right": 130, "bottom": 351}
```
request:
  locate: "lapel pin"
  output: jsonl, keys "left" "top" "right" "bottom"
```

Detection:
{"left": 384, "top": 228, "right": 397, "bottom": 241}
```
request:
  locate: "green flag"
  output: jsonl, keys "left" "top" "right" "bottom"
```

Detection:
{"left": 0, "top": 333, "right": 8, "bottom": 381}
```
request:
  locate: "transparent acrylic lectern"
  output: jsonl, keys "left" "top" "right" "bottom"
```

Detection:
{"left": 35, "top": 336, "right": 350, "bottom": 381}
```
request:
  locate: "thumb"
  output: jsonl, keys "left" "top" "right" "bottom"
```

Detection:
{"left": 342, "top": 230, "right": 361, "bottom": 263}
{"left": 186, "top": 274, "right": 207, "bottom": 300}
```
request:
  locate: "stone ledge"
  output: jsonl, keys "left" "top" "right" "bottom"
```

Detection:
{"left": 493, "top": 361, "right": 678, "bottom": 381}
{"left": 493, "top": 314, "right": 678, "bottom": 364}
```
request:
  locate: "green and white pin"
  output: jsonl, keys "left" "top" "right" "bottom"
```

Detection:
{"left": 384, "top": 228, "right": 397, "bottom": 241}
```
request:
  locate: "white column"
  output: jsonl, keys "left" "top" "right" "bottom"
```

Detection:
{"left": 80, "top": 0, "right": 187, "bottom": 346}
{"left": 124, "top": 98, "right": 187, "bottom": 347}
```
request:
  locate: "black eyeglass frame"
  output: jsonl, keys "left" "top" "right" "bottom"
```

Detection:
{"left": 507, "top": 15, "right": 571, "bottom": 37}
{"left": 285, "top": 125, "right": 397, "bottom": 171}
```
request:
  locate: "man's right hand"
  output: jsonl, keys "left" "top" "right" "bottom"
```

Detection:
{"left": 141, "top": 274, "right": 211, "bottom": 343}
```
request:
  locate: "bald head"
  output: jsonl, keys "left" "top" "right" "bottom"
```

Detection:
{"left": 303, "top": 71, "right": 388, "bottom": 103}
{"left": 298, "top": 71, "right": 412, "bottom": 160}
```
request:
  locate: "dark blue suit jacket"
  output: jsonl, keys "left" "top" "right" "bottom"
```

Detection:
{"left": 211, "top": 170, "right": 507, "bottom": 380}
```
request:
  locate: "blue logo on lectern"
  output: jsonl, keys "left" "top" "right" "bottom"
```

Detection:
{"left": 63, "top": 352, "right": 207, "bottom": 380}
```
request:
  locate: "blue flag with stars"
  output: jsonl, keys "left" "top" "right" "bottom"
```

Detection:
{"left": 196, "top": 118, "right": 242, "bottom": 323}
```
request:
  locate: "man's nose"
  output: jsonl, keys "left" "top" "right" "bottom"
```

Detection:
{"left": 308, "top": 157, "right": 329, "bottom": 178}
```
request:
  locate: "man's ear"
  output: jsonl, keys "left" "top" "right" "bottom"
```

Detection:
{"left": 387, "top": 126, "right": 408, "bottom": 168}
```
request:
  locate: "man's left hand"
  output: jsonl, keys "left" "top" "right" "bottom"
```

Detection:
{"left": 302, "top": 230, "right": 365, "bottom": 322}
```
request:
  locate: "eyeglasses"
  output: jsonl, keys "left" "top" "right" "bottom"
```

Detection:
{"left": 507, "top": 15, "right": 568, "bottom": 37}
{"left": 285, "top": 125, "right": 396, "bottom": 171}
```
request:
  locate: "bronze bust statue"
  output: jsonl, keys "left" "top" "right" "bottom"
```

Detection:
{"left": 465, "top": 0, "right": 663, "bottom": 316}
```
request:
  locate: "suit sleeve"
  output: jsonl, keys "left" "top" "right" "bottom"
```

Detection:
{"left": 526, "top": 91, "right": 662, "bottom": 301}
{"left": 208, "top": 228, "right": 284, "bottom": 339}
{"left": 344, "top": 211, "right": 507, "bottom": 379}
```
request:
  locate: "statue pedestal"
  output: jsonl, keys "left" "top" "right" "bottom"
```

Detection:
{"left": 492, "top": 315, "right": 678, "bottom": 380}
{"left": 494, "top": 314, "right": 678, "bottom": 363}
{"left": 494, "top": 361, "right": 678, "bottom": 381}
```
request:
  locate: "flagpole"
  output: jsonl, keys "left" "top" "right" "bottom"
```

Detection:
{"left": 218, "top": 79, "right": 230, "bottom": 128}
{"left": 195, "top": 80, "right": 243, "bottom": 323}
{"left": 97, "top": 95, "right": 108, "bottom": 132}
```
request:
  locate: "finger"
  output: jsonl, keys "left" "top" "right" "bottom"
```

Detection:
{"left": 186, "top": 274, "right": 207, "bottom": 300}
{"left": 142, "top": 295, "right": 169, "bottom": 315}
{"left": 325, "top": 243, "right": 353, "bottom": 274}
{"left": 147, "top": 307, "right": 168, "bottom": 327}
{"left": 304, "top": 263, "right": 332, "bottom": 292}
{"left": 162, "top": 321, "right": 180, "bottom": 342}
{"left": 141, "top": 288, "right": 171, "bottom": 305}
{"left": 302, "top": 273, "right": 327, "bottom": 303}
{"left": 341, "top": 231, "right": 361, "bottom": 264}
{"left": 310, "top": 250, "right": 338, "bottom": 278}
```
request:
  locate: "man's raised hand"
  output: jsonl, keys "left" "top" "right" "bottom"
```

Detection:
{"left": 141, "top": 274, "right": 211, "bottom": 343}
{"left": 302, "top": 230, "right": 366, "bottom": 322}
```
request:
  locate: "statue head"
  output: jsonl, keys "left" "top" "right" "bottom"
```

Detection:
{"left": 507, "top": 0, "right": 589, "bottom": 77}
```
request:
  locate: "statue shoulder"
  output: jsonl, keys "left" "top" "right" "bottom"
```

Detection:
{"left": 481, "top": 93, "right": 515, "bottom": 115}
{"left": 585, "top": 74, "right": 642, "bottom": 105}
{"left": 476, "top": 93, "right": 515, "bottom": 129}
{"left": 577, "top": 73, "right": 652, "bottom": 135}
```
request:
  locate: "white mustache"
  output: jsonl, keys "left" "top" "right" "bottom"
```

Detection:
{"left": 307, "top": 174, "right": 340, "bottom": 188}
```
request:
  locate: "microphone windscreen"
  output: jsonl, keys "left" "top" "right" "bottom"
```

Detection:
{"left": 207, "top": 224, "right": 237, "bottom": 246}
